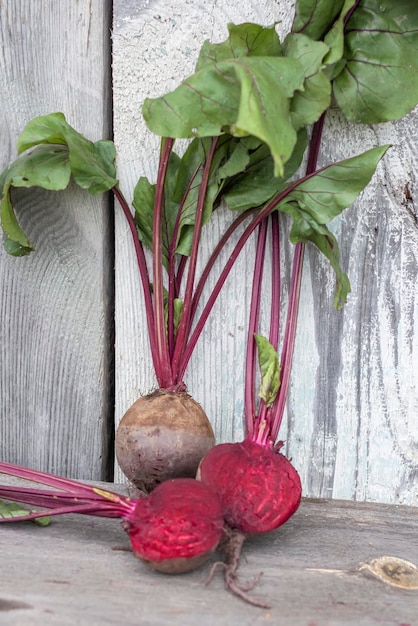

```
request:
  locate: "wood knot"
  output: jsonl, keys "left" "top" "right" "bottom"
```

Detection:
{"left": 360, "top": 556, "right": 418, "bottom": 589}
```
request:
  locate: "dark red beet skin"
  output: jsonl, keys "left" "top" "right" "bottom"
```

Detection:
{"left": 125, "top": 478, "right": 224, "bottom": 569}
{"left": 198, "top": 439, "right": 302, "bottom": 534}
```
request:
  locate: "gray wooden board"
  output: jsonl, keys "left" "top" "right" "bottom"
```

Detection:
{"left": 0, "top": 0, "right": 113, "bottom": 479}
{"left": 0, "top": 479, "right": 417, "bottom": 625}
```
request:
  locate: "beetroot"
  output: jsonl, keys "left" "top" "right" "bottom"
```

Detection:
{"left": 0, "top": 462, "right": 224, "bottom": 574}
{"left": 198, "top": 439, "right": 301, "bottom": 535}
{"left": 116, "top": 390, "right": 215, "bottom": 492}
{"left": 112, "top": 139, "right": 219, "bottom": 488}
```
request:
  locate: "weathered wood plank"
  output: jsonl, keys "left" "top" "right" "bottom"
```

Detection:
{"left": 112, "top": 0, "right": 418, "bottom": 503}
{"left": 0, "top": 0, "right": 113, "bottom": 479}
{"left": 0, "top": 477, "right": 417, "bottom": 625}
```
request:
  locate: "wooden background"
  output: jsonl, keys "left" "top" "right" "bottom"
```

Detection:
{"left": 1, "top": 0, "right": 417, "bottom": 505}
{"left": 0, "top": 0, "right": 113, "bottom": 480}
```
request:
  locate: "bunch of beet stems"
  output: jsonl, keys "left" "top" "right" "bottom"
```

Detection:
{"left": 112, "top": 136, "right": 220, "bottom": 392}
{"left": 113, "top": 137, "right": 227, "bottom": 489}
{"left": 112, "top": 116, "right": 324, "bottom": 392}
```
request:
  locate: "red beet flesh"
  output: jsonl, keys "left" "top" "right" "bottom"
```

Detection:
{"left": 126, "top": 478, "right": 224, "bottom": 572}
{"left": 198, "top": 439, "right": 301, "bottom": 534}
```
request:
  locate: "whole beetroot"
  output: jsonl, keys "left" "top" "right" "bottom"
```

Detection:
{"left": 195, "top": 217, "right": 305, "bottom": 607}
{"left": 116, "top": 390, "right": 215, "bottom": 493}
{"left": 196, "top": 413, "right": 301, "bottom": 607}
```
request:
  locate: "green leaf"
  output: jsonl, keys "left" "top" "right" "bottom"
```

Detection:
{"left": 1, "top": 189, "right": 33, "bottom": 252}
{"left": 161, "top": 151, "right": 184, "bottom": 262}
{"left": 292, "top": 0, "right": 345, "bottom": 39}
{"left": 0, "top": 114, "right": 117, "bottom": 254}
{"left": 63, "top": 136, "right": 117, "bottom": 195}
{"left": 221, "top": 129, "right": 307, "bottom": 212}
{"left": 307, "top": 227, "right": 351, "bottom": 309}
{"left": 93, "top": 140, "right": 118, "bottom": 179}
{"left": 282, "top": 202, "right": 351, "bottom": 307}
{"left": 323, "top": 0, "right": 357, "bottom": 66}
{"left": 173, "top": 298, "right": 184, "bottom": 336}
{"left": 291, "top": 69, "right": 331, "bottom": 130}
{"left": 175, "top": 137, "right": 229, "bottom": 256}
{"left": 196, "top": 22, "right": 282, "bottom": 71}
{"left": 3, "top": 144, "right": 71, "bottom": 191}
{"left": 254, "top": 334, "right": 281, "bottom": 408}
{"left": 283, "top": 33, "right": 331, "bottom": 128}
{"left": 133, "top": 146, "right": 201, "bottom": 265}
{"left": 282, "top": 145, "right": 390, "bottom": 224}
{"left": 133, "top": 138, "right": 228, "bottom": 266}
{"left": 3, "top": 234, "right": 32, "bottom": 257}
{"left": 334, "top": 0, "right": 418, "bottom": 123}
{"left": 0, "top": 144, "right": 72, "bottom": 252}
{"left": 133, "top": 175, "right": 156, "bottom": 251}
{"left": 17, "top": 112, "right": 69, "bottom": 151}
{"left": 17, "top": 112, "right": 118, "bottom": 193}
{"left": 143, "top": 57, "right": 305, "bottom": 177}
{"left": 278, "top": 144, "right": 390, "bottom": 307}
{"left": 0, "top": 500, "right": 51, "bottom": 526}
{"left": 216, "top": 141, "right": 250, "bottom": 180}
{"left": 158, "top": 286, "right": 183, "bottom": 337}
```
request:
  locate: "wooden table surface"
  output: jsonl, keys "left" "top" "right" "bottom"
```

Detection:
{"left": 1, "top": 478, "right": 417, "bottom": 625}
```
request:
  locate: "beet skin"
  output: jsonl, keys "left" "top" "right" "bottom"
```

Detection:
{"left": 198, "top": 439, "right": 301, "bottom": 534}
{"left": 116, "top": 390, "right": 215, "bottom": 492}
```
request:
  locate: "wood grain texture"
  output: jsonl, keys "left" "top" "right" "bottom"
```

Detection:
{"left": 112, "top": 0, "right": 418, "bottom": 504}
{"left": 0, "top": 0, "right": 113, "bottom": 479}
{"left": 0, "top": 477, "right": 417, "bottom": 625}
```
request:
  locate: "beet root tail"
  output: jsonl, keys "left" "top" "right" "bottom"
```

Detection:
{"left": 205, "top": 527, "right": 271, "bottom": 609}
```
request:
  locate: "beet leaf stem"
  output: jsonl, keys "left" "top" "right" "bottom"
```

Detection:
{"left": 244, "top": 219, "right": 268, "bottom": 437}
{"left": 269, "top": 111, "right": 327, "bottom": 441}
{"left": 112, "top": 186, "right": 159, "bottom": 376}
{"left": 269, "top": 241, "right": 305, "bottom": 441}
{"left": 167, "top": 164, "right": 201, "bottom": 357}
{"left": 269, "top": 212, "right": 281, "bottom": 351}
{"left": 153, "top": 138, "right": 175, "bottom": 387}
{"left": 171, "top": 137, "right": 218, "bottom": 383}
